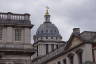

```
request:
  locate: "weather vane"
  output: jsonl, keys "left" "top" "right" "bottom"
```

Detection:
{"left": 46, "top": 6, "right": 49, "bottom": 11}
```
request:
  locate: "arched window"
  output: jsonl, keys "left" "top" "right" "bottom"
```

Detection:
{"left": 68, "top": 53, "right": 74, "bottom": 64}
{"left": 46, "top": 44, "right": 49, "bottom": 54}
{"left": 76, "top": 49, "right": 83, "bottom": 64}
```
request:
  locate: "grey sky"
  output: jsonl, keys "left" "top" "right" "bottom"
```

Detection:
{"left": 0, "top": 0, "right": 96, "bottom": 42}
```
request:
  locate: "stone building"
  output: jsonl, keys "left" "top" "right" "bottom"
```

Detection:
{"left": 32, "top": 9, "right": 96, "bottom": 64}
{"left": 0, "top": 12, "right": 35, "bottom": 64}
{"left": 32, "top": 8, "right": 65, "bottom": 59}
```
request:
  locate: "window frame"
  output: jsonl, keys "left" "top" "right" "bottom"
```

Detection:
{"left": 0, "top": 27, "right": 3, "bottom": 40}
{"left": 15, "top": 28, "right": 22, "bottom": 41}
{"left": 46, "top": 44, "right": 49, "bottom": 54}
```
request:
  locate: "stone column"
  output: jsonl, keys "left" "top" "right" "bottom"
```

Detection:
{"left": 24, "top": 28, "right": 31, "bottom": 43}
{"left": 66, "top": 57, "right": 70, "bottom": 64}
{"left": 7, "top": 27, "right": 13, "bottom": 43}
{"left": 74, "top": 53, "right": 79, "bottom": 64}
{"left": 48, "top": 44, "right": 51, "bottom": 53}
{"left": 82, "top": 44, "right": 93, "bottom": 63}
{"left": 2, "top": 27, "right": 7, "bottom": 43}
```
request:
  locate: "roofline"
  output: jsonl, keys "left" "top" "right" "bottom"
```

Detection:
{"left": 32, "top": 42, "right": 92, "bottom": 64}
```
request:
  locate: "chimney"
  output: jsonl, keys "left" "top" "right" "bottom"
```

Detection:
{"left": 73, "top": 28, "right": 80, "bottom": 34}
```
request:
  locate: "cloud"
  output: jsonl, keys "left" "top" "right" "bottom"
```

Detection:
{"left": 0, "top": 0, "right": 96, "bottom": 42}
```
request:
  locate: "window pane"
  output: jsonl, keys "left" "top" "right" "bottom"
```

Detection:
{"left": 0, "top": 28, "right": 2, "bottom": 40}
{"left": 15, "top": 29, "right": 22, "bottom": 41}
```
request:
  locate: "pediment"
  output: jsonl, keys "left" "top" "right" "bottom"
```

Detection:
{"left": 69, "top": 37, "right": 82, "bottom": 48}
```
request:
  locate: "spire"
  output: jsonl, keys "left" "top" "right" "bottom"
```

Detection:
{"left": 44, "top": 6, "right": 51, "bottom": 23}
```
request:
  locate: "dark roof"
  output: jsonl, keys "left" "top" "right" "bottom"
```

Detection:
{"left": 35, "top": 22, "right": 61, "bottom": 37}
{"left": 80, "top": 31, "right": 96, "bottom": 42}
{"left": 0, "top": 12, "right": 33, "bottom": 28}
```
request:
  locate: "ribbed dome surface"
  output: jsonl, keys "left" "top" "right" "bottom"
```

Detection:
{"left": 34, "top": 10, "right": 62, "bottom": 39}
{"left": 36, "top": 22, "right": 61, "bottom": 37}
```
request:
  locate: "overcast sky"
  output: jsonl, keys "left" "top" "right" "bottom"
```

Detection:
{"left": 0, "top": 0, "right": 96, "bottom": 42}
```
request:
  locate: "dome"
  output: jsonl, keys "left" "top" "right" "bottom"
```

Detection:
{"left": 36, "top": 22, "right": 61, "bottom": 37}
{"left": 33, "top": 9, "right": 62, "bottom": 42}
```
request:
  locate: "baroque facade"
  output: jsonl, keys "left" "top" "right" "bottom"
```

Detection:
{"left": 32, "top": 9, "right": 96, "bottom": 64}
{"left": 0, "top": 12, "right": 35, "bottom": 64}
{"left": 0, "top": 10, "right": 96, "bottom": 64}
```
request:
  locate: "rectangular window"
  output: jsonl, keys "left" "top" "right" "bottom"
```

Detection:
{"left": 51, "top": 44, "right": 54, "bottom": 51}
{"left": 15, "top": 29, "right": 22, "bottom": 41}
{"left": 0, "top": 28, "right": 2, "bottom": 40}
{"left": 56, "top": 45, "right": 59, "bottom": 49}
{"left": 46, "top": 44, "right": 49, "bottom": 54}
{"left": 57, "top": 61, "right": 61, "bottom": 64}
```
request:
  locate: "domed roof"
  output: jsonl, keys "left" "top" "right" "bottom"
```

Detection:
{"left": 35, "top": 9, "right": 62, "bottom": 38}
{"left": 36, "top": 22, "right": 61, "bottom": 37}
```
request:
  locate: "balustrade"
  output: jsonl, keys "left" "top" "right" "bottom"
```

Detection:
{"left": 0, "top": 12, "right": 30, "bottom": 21}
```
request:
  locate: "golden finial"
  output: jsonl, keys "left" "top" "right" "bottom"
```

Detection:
{"left": 45, "top": 6, "right": 49, "bottom": 15}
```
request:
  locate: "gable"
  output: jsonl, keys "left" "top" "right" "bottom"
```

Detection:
{"left": 70, "top": 37, "right": 82, "bottom": 48}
